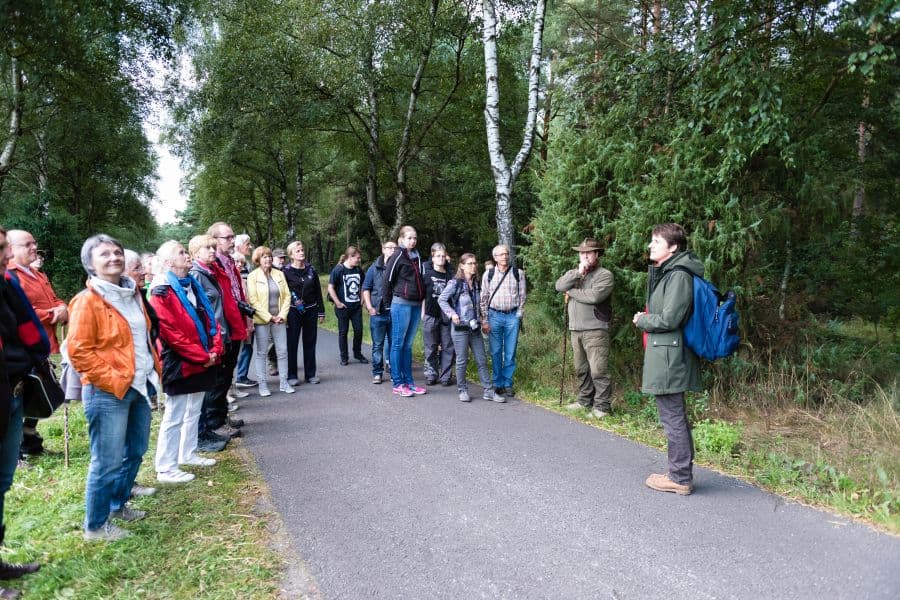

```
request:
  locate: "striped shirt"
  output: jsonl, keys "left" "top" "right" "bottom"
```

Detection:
{"left": 480, "top": 267, "right": 526, "bottom": 319}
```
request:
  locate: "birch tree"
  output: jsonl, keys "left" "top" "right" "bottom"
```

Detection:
{"left": 481, "top": 0, "right": 547, "bottom": 261}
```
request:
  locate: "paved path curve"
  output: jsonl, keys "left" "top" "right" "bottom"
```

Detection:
{"left": 239, "top": 331, "right": 899, "bottom": 599}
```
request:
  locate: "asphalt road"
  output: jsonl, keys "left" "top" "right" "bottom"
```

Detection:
{"left": 238, "top": 330, "right": 900, "bottom": 599}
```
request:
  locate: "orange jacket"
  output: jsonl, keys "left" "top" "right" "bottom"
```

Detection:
{"left": 67, "top": 280, "right": 161, "bottom": 400}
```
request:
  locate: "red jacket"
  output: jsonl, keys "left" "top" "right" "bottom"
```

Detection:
{"left": 148, "top": 282, "right": 224, "bottom": 390}
{"left": 211, "top": 259, "right": 248, "bottom": 342}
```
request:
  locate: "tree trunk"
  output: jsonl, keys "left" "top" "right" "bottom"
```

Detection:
{"left": 247, "top": 186, "right": 264, "bottom": 244}
{"left": 852, "top": 93, "right": 869, "bottom": 229}
{"left": 314, "top": 231, "right": 325, "bottom": 271}
{"left": 392, "top": 0, "right": 440, "bottom": 239}
{"left": 0, "top": 57, "right": 23, "bottom": 198}
{"left": 481, "top": 0, "right": 547, "bottom": 264}
{"left": 363, "top": 41, "right": 388, "bottom": 242}
{"left": 778, "top": 238, "right": 791, "bottom": 321}
{"left": 34, "top": 130, "right": 49, "bottom": 196}
{"left": 290, "top": 156, "right": 303, "bottom": 242}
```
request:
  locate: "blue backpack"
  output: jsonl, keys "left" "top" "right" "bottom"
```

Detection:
{"left": 671, "top": 266, "right": 740, "bottom": 360}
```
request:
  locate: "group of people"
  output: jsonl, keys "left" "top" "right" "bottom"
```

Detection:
{"left": 0, "top": 219, "right": 702, "bottom": 596}
{"left": 328, "top": 226, "right": 527, "bottom": 403}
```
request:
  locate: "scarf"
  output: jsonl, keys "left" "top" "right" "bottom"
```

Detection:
{"left": 216, "top": 252, "right": 243, "bottom": 301}
{"left": 165, "top": 270, "right": 218, "bottom": 350}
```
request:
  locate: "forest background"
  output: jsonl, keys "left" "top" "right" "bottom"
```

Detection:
{"left": 1, "top": 0, "right": 898, "bottom": 528}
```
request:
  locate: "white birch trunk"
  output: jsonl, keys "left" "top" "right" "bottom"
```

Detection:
{"left": 481, "top": 0, "right": 546, "bottom": 261}
{"left": 0, "top": 58, "right": 23, "bottom": 196}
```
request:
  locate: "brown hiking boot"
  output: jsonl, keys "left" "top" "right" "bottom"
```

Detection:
{"left": 645, "top": 472, "right": 693, "bottom": 495}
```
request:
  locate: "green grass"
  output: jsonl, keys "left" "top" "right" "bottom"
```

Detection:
{"left": 5, "top": 405, "right": 282, "bottom": 598}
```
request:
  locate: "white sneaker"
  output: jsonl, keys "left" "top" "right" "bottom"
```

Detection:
{"left": 459, "top": 390, "right": 471, "bottom": 402}
{"left": 228, "top": 401, "right": 240, "bottom": 413}
{"left": 488, "top": 390, "right": 507, "bottom": 403}
{"left": 157, "top": 469, "right": 195, "bottom": 484}
{"left": 180, "top": 456, "right": 216, "bottom": 467}
{"left": 231, "top": 387, "right": 249, "bottom": 399}
{"left": 131, "top": 485, "right": 157, "bottom": 497}
{"left": 279, "top": 383, "right": 295, "bottom": 393}
{"left": 84, "top": 520, "right": 130, "bottom": 542}
{"left": 259, "top": 387, "right": 272, "bottom": 398}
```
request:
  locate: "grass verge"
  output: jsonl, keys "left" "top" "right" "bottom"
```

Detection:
{"left": 5, "top": 404, "right": 283, "bottom": 598}
{"left": 513, "top": 303, "right": 900, "bottom": 534}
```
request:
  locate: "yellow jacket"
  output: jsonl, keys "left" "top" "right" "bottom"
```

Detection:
{"left": 247, "top": 267, "right": 290, "bottom": 324}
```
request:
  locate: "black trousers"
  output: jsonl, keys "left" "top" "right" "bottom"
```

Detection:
{"left": 287, "top": 308, "right": 319, "bottom": 381}
{"left": 335, "top": 305, "right": 362, "bottom": 361}
{"left": 200, "top": 340, "right": 240, "bottom": 435}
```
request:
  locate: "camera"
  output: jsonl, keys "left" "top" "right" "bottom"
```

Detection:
{"left": 237, "top": 300, "right": 257, "bottom": 318}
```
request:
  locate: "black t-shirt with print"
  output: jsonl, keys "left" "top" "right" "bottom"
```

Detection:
{"left": 329, "top": 264, "right": 363, "bottom": 306}
{"left": 423, "top": 266, "right": 451, "bottom": 318}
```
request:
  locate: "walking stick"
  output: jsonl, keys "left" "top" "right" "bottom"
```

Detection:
{"left": 63, "top": 402, "right": 70, "bottom": 468}
{"left": 559, "top": 295, "right": 569, "bottom": 406}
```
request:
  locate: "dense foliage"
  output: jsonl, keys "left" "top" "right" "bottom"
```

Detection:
{"left": 524, "top": 1, "right": 899, "bottom": 358}
{"left": 0, "top": 0, "right": 195, "bottom": 297}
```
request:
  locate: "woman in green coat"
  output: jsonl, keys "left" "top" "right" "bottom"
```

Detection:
{"left": 633, "top": 223, "right": 703, "bottom": 495}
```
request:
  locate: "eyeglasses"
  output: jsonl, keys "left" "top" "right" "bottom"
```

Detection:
{"left": 383, "top": 245, "right": 397, "bottom": 250}
{"left": 494, "top": 251, "right": 509, "bottom": 256}
{"left": 216, "top": 235, "right": 235, "bottom": 241}
{"left": 463, "top": 261, "right": 477, "bottom": 266}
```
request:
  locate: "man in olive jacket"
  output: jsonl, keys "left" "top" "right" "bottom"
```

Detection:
{"left": 633, "top": 223, "right": 703, "bottom": 495}
{"left": 555, "top": 238, "right": 615, "bottom": 418}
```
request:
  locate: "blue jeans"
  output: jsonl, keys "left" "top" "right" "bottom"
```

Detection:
{"left": 370, "top": 313, "right": 391, "bottom": 377}
{"left": 83, "top": 384, "right": 152, "bottom": 531}
{"left": 0, "top": 392, "right": 24, "bottom": 529}
{"left": 389, "top": 302, "right": 420, "bottom": 387}
{"left": 236, "top": 340, "right": 253, "bottom": 381}
{"left": 488, "top": 309, "right": 520, "bottom": 390}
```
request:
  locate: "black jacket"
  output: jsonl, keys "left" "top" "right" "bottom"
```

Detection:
{"left": 384, "top": 247, "right": 424, "bottom": 302}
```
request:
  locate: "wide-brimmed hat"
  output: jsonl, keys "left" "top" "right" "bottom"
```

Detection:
{"left": 572, "top": 238, "right": 603, "bottom": 252}
{"left": 272, "top": 248, "right": 286, "bottom": 258}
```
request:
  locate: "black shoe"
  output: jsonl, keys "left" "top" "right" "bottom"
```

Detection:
{"left": 441, "top": 380, "right": 453, "bottom": 387}
{"left": 19, "top": 433, "right": 44, "bottom": 457}
{"left": 214, "top": 425, "right": 242, "bottom": 439}
{"left": 355, "top": 355, "right": 370, "bottom": 364}
{"left": 504, "top": 387, "right": 515, "bottom": 397}
{"left": 197, "top": 438, "right": 227, "bottom": 453}
{"left": 340, "top": 359, "right": 349, "bottom": 366}
{"left": 235, "top": 378, "right": 257, "bottom": 388}
{"left": 0, "top": 560, "right": 40, "bottom": 580}
{"left": 202, "top": 430, "right": 229, "bottom": 443}
{"left": 227, "top": 416, "right": 244, "bottom": 428}
{"left": 425, "top": 378, "right": 437, "bottom": 386}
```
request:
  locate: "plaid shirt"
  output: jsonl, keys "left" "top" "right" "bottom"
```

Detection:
{"left": 480, "top": 267, "right": 526, "bottom": 320}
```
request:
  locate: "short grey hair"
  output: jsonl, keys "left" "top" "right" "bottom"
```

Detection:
{"left": 124, "top": 249, "right": 142, "bottom": 270}
{"left": 430, "top": 242, "right": 446, "bottom": 255}
{"left": 80, "top": 234, "right": 124, "bottom": 276}
{"left": 235, "top": 233, "right": 251, "bottom": 248}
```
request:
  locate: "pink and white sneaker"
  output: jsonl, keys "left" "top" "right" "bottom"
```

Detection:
{"left": 392, "top": 384, "right": 414, "bottom": 397}
{"left": 408, "top": 385, "right": 427, "bottom": 396}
